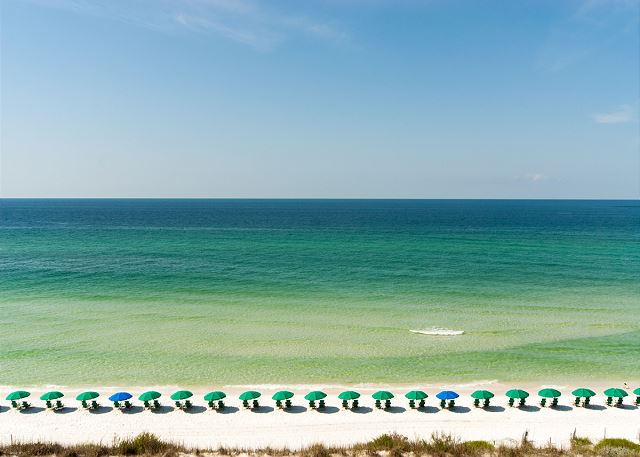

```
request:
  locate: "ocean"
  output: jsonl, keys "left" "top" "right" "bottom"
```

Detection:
{"left": 0, "top": 199, "right": 638, "bottom": 386}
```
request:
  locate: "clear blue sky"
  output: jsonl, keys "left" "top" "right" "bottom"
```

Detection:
{"left": 1, "top": 0, "right": 638, "bottom": 198}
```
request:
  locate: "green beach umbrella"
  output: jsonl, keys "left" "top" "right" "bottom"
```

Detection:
{"left": 239, "top": 391, "right": 261, "bottom": 401}
{"left": 372, "top": 391, "right": 394, "bottom": 400}
{"left": 272, "top": 391, "right": 294, "bottom": 401}
{"left": 633, "top": 388, "right": 640, "bottom": 396}
{"left": 170, "top": 390, "right": 193, "bottom": 400}
{"left": 572, "top": 388, "right": 595, "bottom": 398}
{"left": 405, "top": 390, "right": 428, "bottom": 400}
{"left": 338, "top": 391, "right": 360, "bottom": 400}
{"left": 538, "top": 388, "right": 561, "bottom": 398}
{"left": 506, "top": 389, "right": 529, "bottom": 399}
{"left": 40, "top": 391, "right": 64, "bottom": 401}
{"left": 6, "top": 391, "right": 30, "bottom": 401}
{"left": 304, "top": 391, "right": 327, "bottom": 401}
{"left": 471, "top": 390, "right": 494, "bottom": 400}
{"left": 76, "top": 391, "right": 99, "bottom": 401}
{"left": 603, "top": 388, "right": 628, "bottom": 398}
{"left": 204, "top": 391, "right": 226, "bottom": 402}
{"left": 138, "top": 391, "right": 161, "bottom": 402}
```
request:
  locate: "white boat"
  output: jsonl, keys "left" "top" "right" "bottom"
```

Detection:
{"left": 410, "top": 328, "right": 464, "bottom": 336}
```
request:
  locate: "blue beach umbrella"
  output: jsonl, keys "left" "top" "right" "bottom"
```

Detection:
{"left": 436, "top": 391, "right": 459, "bottom": 400}
{"left": 108, "top": 392, "right": 132, "bottom": 402}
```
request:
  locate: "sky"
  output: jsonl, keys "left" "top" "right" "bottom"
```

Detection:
{"left": 0, "top": 0, "right": 638, "bottom": 198}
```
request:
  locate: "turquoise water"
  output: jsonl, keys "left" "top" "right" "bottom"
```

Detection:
{"left": 0, "top": 199, "right": 638, "bottom": 386}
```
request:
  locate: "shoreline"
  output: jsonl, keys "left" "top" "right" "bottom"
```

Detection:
{"left": 2, "top": 381, "right": 638, "bottom": 449}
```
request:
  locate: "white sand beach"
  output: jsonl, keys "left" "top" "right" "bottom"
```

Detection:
{"left": 1, "top": 382, "right": 638, "bottom": 449}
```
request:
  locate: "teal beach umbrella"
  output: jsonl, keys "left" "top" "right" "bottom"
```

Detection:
{"left": 40, "top": 391, "right": 64, "bottom": 401}
{"left": 471, "top": 390, "right": 494, "bottom": 400}
{"left": 6, "top": 391, "right": 30, "bottom": 401}
{"left": 138, "top": 391, "right": 161, "bottom": 401}
{"left": 204, "top": 391, "right": 226, "bottom": 402}
{"left": 304, "top": 391, "right": 327, "bottom": 401}
{"left": 405, "top": 390, "right": 428, "bottom": 400}
{"left": 76, "top": 391, "right": 99, "bottom": 401}
{"left": 538, "top": 388, "right": 561, "bottom": 398}
{"left": 372, "top": 391, "right": 394, "bottom": 400}
{"left": 170, "top": 390, "right": 193, "bottom": 400}
{"left": 338, "top": 391, "right": 360, "bottom": 400}
{"left": 239, "top": 391, "right": 261, "bottom": 401}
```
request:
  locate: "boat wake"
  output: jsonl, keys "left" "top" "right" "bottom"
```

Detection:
{"left": 410, "top": 328, "right": 464, "bottom": 336}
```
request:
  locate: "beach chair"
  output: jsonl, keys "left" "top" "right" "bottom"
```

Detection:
{"left": 91, "top": 400, "right": 99, "bottom": 409}
{"left": 243, "top": 400, "right": 249, "bottom": 408}
{"left": 342, "top": 400, "right": 348, "bottom": 409}
{"left": 55, "top": 400, "right": 64, "bottom": 410}
{"left": 11, "top": 400, "right": 18, "bottom": 409}
{"left": 276, "top": 399, "right": 282, "bottom": 409}
{"left": 574, "top": 397, "right": 580, "bottom": 406}
{"left": 352, "top": 399, "right": 359, "bottom": 408}
{"left": 473, "top": 399, "right": 479, "bottom": 408}
{"left": 46, "top": 400, "right": 53, "bottom": 409}
{"left": 635, "top": 396, "right": 640, "bottom": 406}
{"left": 508, "top": 398, "right": 515, "bottom": 407}
{"left": 519, "top": 398, "right": 526, "bottom": 407}
{"left": 309, "top": 400, "right": 316, "bottom": 409}
{"left": 409, "top": 399, "right": 416, "bottom": 409}
{"left": 384, "top": 399, "right": 391, "bottom": 409}
{"left": 185, "top": 400, "right": 192, "bottom": 409}
{"left": 208, "top": 400, "right": 215, "bottom": 409}
{"left": 583, "top": 397, "right": 590, "bottom": 407}
{"left": 81, "top": 400, "right": 89, "bottom": 409}
{"left": 285, "top": 399, "right": 292, "bottom": 409}
{"left": 113, "top": 401, "right": 121, "bottom": 409}
{"left": 175, "top": 401, "right": 182, "bottom": 409}
{"left": 616, "top": 397, "right": 623, "bottom": 407}
{"left": 419, "top": 399, "right": 425, "bottom": 408}
{"left": 440, "top": 399, "right": 446, "bottom": 409}
{"left": 375, "top": 399, "right": 381, "bottom": 409}
{"left": 218, "top": 400, "right": 225, "bottom": 410}
{"left": 143, "top": 400, "right": 150, "bottom": 409}
{"left": 153, "top": 399, "right": 160, "bottom": 409}
{"left": 551, "top": 398, "right": 558, "bottom": 408}
{"left": 252, "top": 399, "right": 259, "bottom": 409}
{"left": 483, "top": 399, "right": 490, "bottom": 408}
{"left": 448, "top": 400, "right": 455, "bottom": 410}
{"left": 124, "top": 401, "right": 132, "bottom": 409}
{"left": 21, "top": 401, "right": 31, "bottom": 409}
{"left": 318, "top": 399, "right": 325, "bottom": 409}
{"left": 606, "top": 397, "right": 613, "bottom": 406}
{"left": 540, "top": 398, "right": 547, "bottom": 407}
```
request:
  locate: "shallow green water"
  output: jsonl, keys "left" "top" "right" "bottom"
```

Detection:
{"left": 1, "top": 199, "right": 638, "bottom": 386}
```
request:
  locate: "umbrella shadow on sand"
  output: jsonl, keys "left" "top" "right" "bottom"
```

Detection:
{"left": 351, "top": 406, "right": 373, "bottom": 414}
{"left": 216, "top": 406, "right": 239, "bottom": 414}
{"left": 449, "top": 406, "right": 471, "bottom": 414}
{"left": 483, "top": 406, "right": 506, "bottom": 413}
{"left": 184, "top": 405, "right": 207, "bottom": 414}
{"left": 416, "top": 406, "right": 440, "bottom": 413}
{"left": 550, "top": 405, "right": 573, "bottom": 412}
{"left": 0, "top": 406, "right": 9, "bottom": 413}
{"left": 383, "top": 406, "right": 406, "bottom": 414}
{"left": 251, "top": 406, "right": 274, "bottom": 414}
{"left": 90, "top": 406, "right": 114, "bottom": 414}
{"left": 151, "top": 405, "right": 174, "bottom": 414}
{"left": 619, "top": 404, "right": 638, "bottom": 411}
{"left": 316, "top": 406, "right": 340, "bottom": 414}
{"left": 122, "top": 406, "right": 145, "bottom": 414}
{"left": 282, "top": 406, "right": 307, "bottom": 414}
{"left": 518, "top": 405, "right": 540, "bottom": 413}
{"left": 54, "top": 407, "right": 77, "bottom": 414}
{"left": 584, "top": 404, "right": 606, "bottom": 411}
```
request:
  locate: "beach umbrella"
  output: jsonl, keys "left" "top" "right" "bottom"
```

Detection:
{"left": 506, "top": 389, "right": 529, "bottom": 399}
{"left": 603, "top": 388, "right": 627, "bottom": 398}
{"left": 40, "top": 391, "right": 64, "bottom": 401}
{"left": 372, "top": 391, "right": 394, "bottom": 400}
{"left": 304, "top": 391, "right": 327, "bottom": 401}
{"left": 204, "top": 391, "right": 226, "bottom": 402}
{"left": 338, "top": 391, "right": 360, "bottom": 400}
{"left": 138, "top": 391, "right": 161, "bottom": 402}
{"left": 405, "top": 390, "right": 428, "bottom": 400}
{"left": 538, "top": 388, "right": 561, "bottom": 398}
{"left": 76, "top": 391, "right": 99, "bottom": 401}
{"left": 6, "top": 391, "right": 30, "bottom": 401}
{"left": 633, "top": 388, "right": 640, "bottom": 396}
{"left": 471, "top": 390, "right": 494, "bottom": 400}
{"left": 108, "top": 392, "right": 132, "bottom": 402}
{"left": 571, "top": 388, "right": 595, "bottom": 398}
{"left": 272, "top": 391, "right": 294, "bottom": 401}
{"left": 436, "top": 391, "right": 459, "bottom": 400}
{"left": 170, "top": 390, "right": 193, "bottom": 400}
{"left": 239, "top": 391, "right": 261, "bottom": 401}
